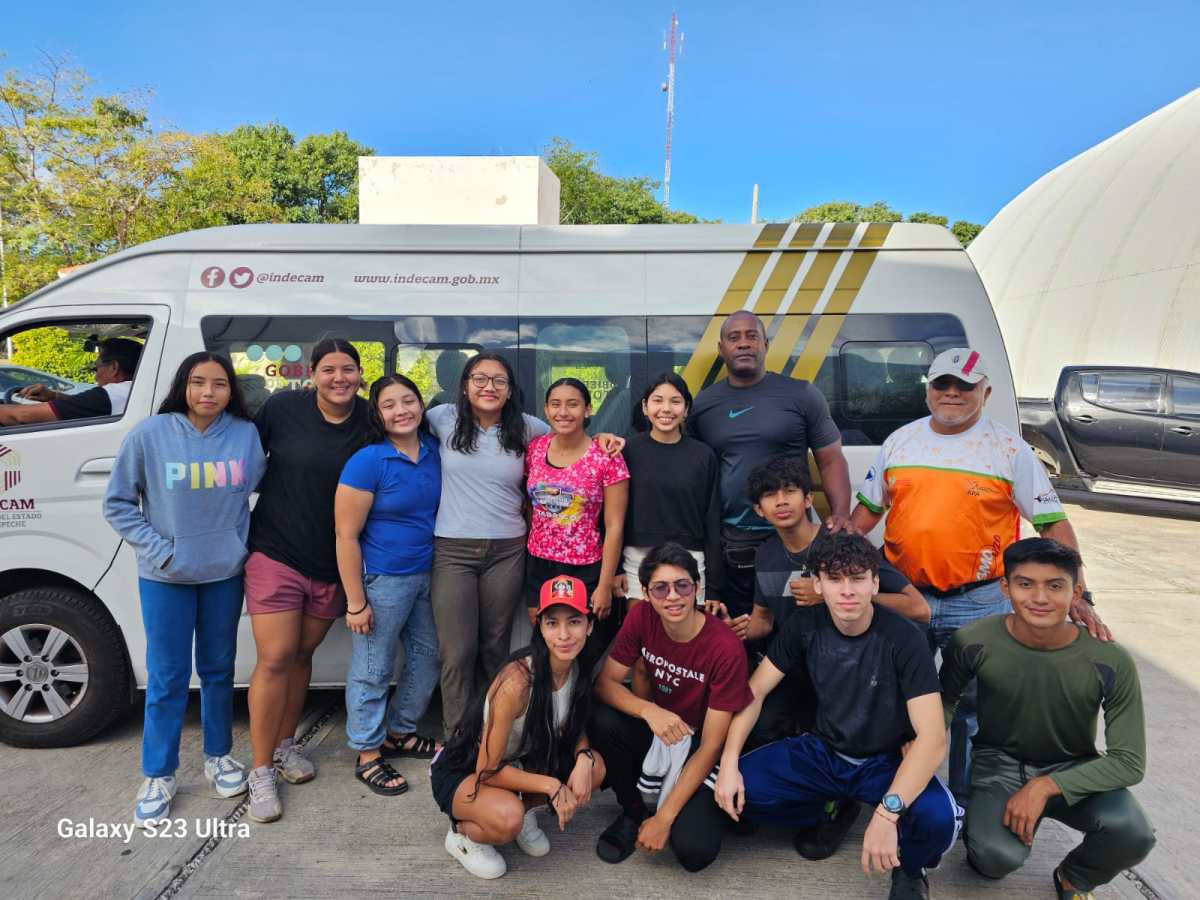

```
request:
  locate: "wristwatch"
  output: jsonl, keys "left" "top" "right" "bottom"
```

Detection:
{"left": 881, "top": 793, "right": 908, "bottom": 817}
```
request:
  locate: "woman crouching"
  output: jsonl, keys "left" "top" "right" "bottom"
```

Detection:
{"left": 432, "top": 574, "right": 607, "bottom": 879}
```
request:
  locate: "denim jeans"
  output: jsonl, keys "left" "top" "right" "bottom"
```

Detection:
{"left": 345, "top": 572, "right": 440, "bottom": 750}
{"left": 924, "top": 578, "right": 1012, "bottom": 804}
{"left": 139, "top": 576, "right": 244, "bottom": 777}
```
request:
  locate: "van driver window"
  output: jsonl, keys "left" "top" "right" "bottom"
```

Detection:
{"left": 0, "top": 323, "right": 149, "bottom": 429}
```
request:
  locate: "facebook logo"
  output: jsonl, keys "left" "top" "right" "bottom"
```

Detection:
{"left": 200, "top": 266, "right": 225, "bottom": 288}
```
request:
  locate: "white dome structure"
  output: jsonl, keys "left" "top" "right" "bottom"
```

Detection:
{"left": 969, "top": 88, "right": 1200, "bottom": 398}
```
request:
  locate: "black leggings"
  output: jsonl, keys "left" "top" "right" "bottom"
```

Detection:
{"left": 589, "top": 701, "right": 728, "bottom": 872}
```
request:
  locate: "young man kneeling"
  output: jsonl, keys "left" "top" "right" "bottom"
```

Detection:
{"left": 590, "top": 542, "right": 753, "bottom": 872}
{"left": 715, "top": 533, "right": 959, "bottom": 900}
{"left": 941, "top": 538, "right": 1155, "bottom": 899}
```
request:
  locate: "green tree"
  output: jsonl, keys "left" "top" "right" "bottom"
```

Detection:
{"left": 10, "top": 325, "right": 94, "bottom": 382}
{"left": 544, "top": 137, "right": 704, "bottom": 224}
{"left": 951, "top": 220, "right": 984, "bottom": 246}
{"left": 907, "top": 211, "right": 948, "bottom": 226}
{"left": 793, "top": 200, "right": 903, "bottom": 223}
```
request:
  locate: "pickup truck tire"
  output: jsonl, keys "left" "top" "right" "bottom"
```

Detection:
{"left": 0, "top": 586, "right": 132, "bottom": 748}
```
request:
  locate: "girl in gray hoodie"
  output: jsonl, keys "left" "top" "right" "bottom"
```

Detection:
{"left": 104, "top": 352, "right": 266, "bottom": 827}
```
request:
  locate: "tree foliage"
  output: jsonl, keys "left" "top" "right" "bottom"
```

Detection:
{"left": 545, "top": 137, "right": 705, "bottom": 225}
{"left": 10, "top": 325, "right": 94, "bottom": 382}
{"left": 792, "top": 199, "right": 982, "bottom": 246}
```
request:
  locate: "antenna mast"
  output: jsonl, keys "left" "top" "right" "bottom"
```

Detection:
{"left": 661, "top": 12, "right": 682, "bottom": 210}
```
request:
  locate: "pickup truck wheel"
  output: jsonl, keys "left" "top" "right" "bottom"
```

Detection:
{"left": 0, "top": 586, "right": 132, "bottom": 748}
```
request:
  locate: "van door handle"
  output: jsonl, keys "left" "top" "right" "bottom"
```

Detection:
{"left": 1071, "top": 414, "right": 1095, "bottom": 424}
{"left": 78, "top": 458, "right": 115, "bottom": 476}
{"left": 1169, "top": 425, "right": 1193, "bottom": 435}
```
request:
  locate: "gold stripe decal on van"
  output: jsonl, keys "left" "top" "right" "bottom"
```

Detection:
{"left": 761, "top": 251, "right": 840, "bottom": 374}
{"left": 789, "top": 223, "right": 823, "bottom": 248}
{"left": 680, "top": 225, "right": 782, "bottom": 393}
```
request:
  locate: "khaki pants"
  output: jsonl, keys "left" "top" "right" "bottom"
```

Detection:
{"left": 430, "top": 536, "right": 526, "bottom": 735}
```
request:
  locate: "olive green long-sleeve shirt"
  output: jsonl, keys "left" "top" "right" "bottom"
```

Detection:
{"left": 940, "top": 615, "right": 1146, "bottom": 805}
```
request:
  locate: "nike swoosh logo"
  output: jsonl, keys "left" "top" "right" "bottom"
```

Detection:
{"left": 728, "top": 407, "right": 754, "bottom": 419}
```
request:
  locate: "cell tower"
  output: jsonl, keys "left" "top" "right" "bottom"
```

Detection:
{"left": 661, "top": 11, "right": 683, "bottom": 210}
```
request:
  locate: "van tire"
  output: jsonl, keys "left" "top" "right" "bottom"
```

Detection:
{"left": 0, "top": 586, "right": 132, "bottom": 748}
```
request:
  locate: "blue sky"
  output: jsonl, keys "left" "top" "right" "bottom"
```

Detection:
{"left": 4, "top": 1, "right": 1198, "bottom": 225}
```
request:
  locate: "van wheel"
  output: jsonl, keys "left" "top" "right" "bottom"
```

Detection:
{"left": 0, "top": 586, "right": 132, "bottom": 748}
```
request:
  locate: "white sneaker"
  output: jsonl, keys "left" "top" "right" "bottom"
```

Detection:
{"left": 204, "top": 754, "right": 249, "bottom": 798}
{"left": 273, "top": 738, "right": 316, "bottom": 784}
{"left": 134, "top": 776, "right": 176, "bottom": 827}
{"left": 516, "top": 808, "right": 550, "bottom": 857}
{"left": 444, "top": 826, "right": 507, "bottom": 879}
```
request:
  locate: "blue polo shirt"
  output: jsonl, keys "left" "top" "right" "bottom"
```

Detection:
{"left": 338, "top": 435, "right": 441, "bottom": 575}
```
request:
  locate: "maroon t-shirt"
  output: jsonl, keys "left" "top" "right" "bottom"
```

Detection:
{"left": 609, "top": 601, "right": 753, "bottom": 730}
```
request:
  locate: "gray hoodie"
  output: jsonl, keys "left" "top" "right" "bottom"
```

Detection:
{"left": 104, "top": 412, "right": 267, "bottom": 584}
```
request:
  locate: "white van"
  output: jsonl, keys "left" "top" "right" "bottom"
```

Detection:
{"left": 0, "top": 221, "right": 1013, "bottom": 747}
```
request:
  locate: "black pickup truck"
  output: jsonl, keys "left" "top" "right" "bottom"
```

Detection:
{"left": 1020, "top": 366, "right": 1200, "bottom": 503}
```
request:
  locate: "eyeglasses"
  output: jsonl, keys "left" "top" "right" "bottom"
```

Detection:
{"left": 468, "top": 374, "right": 510, "bottom": 390}
{"left": 929, "top": 376, "right": 979, "bottom": 392}
{"left": 646, "top": 579, "right": 697, "bottom": 601}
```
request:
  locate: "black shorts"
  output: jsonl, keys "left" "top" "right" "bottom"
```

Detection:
{"left": 430, "top": 751, "right": 576, "bottom": 822}
{"left": 525, "top": 554, "right": 602, "bottom": 610}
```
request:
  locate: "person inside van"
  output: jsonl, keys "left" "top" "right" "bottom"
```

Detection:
{"left": 850, "top": 347, "right": 1107, "bottom": 806}
{"left": 243, "top": 338, "right": 371, "bottom": 823}
{"left": 431, "top": 575, "right": 606, "bottom": 880}
{"left": 336, "top": 374, "right": 443, "bottom": 798}
{"left": 687, "top": 310, "right": 852, "bottom": 624}
{"left": 1, "top": 337, "right": 142, "bottom": 426}
{"left": 102, "top": 351, "right": 266, "bottom": 827}
{"left": 615, "top": 372, "right": 724, "bottom": 609}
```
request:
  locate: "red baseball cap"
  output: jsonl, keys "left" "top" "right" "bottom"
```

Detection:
{"left": 538, "top": 575, "right": 590, "bottom": 616}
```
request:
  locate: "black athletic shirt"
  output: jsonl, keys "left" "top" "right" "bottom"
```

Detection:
{"left": 767, "top": 604, "right": 939, "bottom": 758}
{"left": 249, "top": 389, "right": 369, "bottom": 583}
{"left": 688, "top": 373, "right": 840, "bottom": 531}
{"left": 622, "top": 432, "right": 726, "bottom": 593}
{"left": 753, "top": 533, "right": 913, "bottom": 631}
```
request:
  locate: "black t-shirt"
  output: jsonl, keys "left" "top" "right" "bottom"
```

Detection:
{"left": 753, "top": 533, "right": 913, "bottom": 631}
{"left": 767, "top": 604, "right": 939, "bottom": 758}
{"left": 49, "top": 386, "right": 113, "bottom": 420}
{"left": 688, "top": 373, "right": 840, "bottom": 531}
{"left": 622, "top": 432, "right": 725, "bottom": 592}
{"left": 249, "top": 389, "right": 369, "bottom": 582}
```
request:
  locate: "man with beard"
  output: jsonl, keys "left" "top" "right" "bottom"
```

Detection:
{"left": 688, "top": 311, "right": 851, "bottom": 622}
{"left": 850, "top": 348, "right": 1109, "bottom": 807}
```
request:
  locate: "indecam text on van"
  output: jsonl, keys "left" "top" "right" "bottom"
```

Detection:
{"left": 351, "top": 273, "right": 501, "bottom": 286}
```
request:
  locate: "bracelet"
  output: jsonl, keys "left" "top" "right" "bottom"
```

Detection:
{"left": 548, "top": 782, "right": 566, "bottom": 808}
{"left": 873, "top": 806, "right": 899, "bottom": 826}
{"left": 576, "top": 748, "right": 596, "bottom": 766}
{"left": 345, "top": 603, "right": 368, "bottom": 616}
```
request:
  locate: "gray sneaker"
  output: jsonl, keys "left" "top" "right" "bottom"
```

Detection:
{"left": 273, "top": 738, "right": 315, "bottom": 784}
{"left": 246, "top": 764, "right": 282, "bottom": 823}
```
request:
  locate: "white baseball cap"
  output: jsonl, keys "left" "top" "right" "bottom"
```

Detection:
{"left": 927, "top": 348, "right": 988, "bottom": 384}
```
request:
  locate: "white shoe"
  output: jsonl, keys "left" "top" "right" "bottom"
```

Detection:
{"left": 444, "top": 826, "right": 507, "bottom": 879}
{"left": 204, "top": 754, "right": 249, "bottom": 798}
{"left": 516, "top": 808, "right": 550, "bottom": 857}
{"left": 134, "top": 776, "right": 176, "bottom": 827}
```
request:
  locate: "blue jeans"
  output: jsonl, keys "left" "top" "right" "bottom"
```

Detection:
{"left": 923, "top": 579, "right": 1012, "bottom": 804}
{"left": 139, "top": 576, "right": 244, "bottom": 778}
{"left": 740, "top": 733, "right": 962, "bottom": 877}
{"left": 345, "top": 572, "right": 440, "bottom": 751}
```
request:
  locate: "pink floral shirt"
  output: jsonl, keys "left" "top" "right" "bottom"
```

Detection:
{"left": 525, "top": 434, "right": 630, "bottom": 566}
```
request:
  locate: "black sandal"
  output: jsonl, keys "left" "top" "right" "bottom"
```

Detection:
{"left": 354, "top": 757, "right": 409, "bottom": 796}
{"left": 596, "top": 812, "right": 642, "bottom": 864}
{"left": 381, "top": 732, "right": 439, "bottom": 759}
{"left": 1053, "top": 867, "right": 1094, "bottom": 900}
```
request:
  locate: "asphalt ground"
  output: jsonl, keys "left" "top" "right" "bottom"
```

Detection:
{"left": 1, "top": 502, "right": 1195, "bottom": 900}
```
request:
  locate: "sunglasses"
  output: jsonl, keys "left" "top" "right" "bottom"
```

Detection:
{"left": 468, "top": 373, "right": 510, "bottom": 389}
{"left": 646, "top": 579, "right": 697, "bottom": 601}
{"left": 929, "top": 376, "right": 979, "bottom": 392}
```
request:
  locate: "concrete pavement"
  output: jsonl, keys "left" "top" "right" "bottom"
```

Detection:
{"left": 0, "top": 502, "right": 1195, "bottom": 900}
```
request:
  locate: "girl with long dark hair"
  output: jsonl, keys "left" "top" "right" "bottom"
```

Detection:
{"left": 244, "top": 338, "right": 369, "bottom": 822}
{"left": 432, "top": 574, "right": 606, "bottom": 879}
{"left": 104, "top": 352, "right": 266, "bottom": 827}
{"left": 336, "top": 374, "right": 442, "bottom": 796}
{"left": 525, "top": 378, "right": 629, "bottom": 647}
{"left": 425, "top": 353, "right": 625, "bottom": 736}
{"left": 616, "top": 372, "right": 725, "bottom": 608}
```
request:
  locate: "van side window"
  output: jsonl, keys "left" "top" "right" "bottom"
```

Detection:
{"left": 391, "top": 316, "right": 518, "bottom": 408}
{"left": 520, "top": 318, "right": 646, "bottom": 435}
{"left": 0, "top": 319, "right": 150, "bottom": 430}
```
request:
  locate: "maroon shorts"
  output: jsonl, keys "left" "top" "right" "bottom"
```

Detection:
{"left": 244, "top": 551, "right": 346, "bottom": 619}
